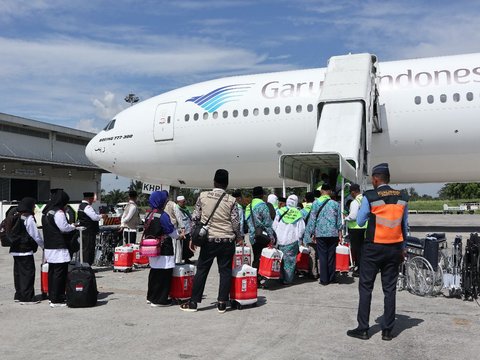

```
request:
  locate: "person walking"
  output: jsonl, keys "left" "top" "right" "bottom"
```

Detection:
{"left": 347, "top": 163, "right": 408, "bottom": 341}
{"left": 344, "top": 184, "right": 367, "bottom": 277}
{"left": 120, "top": 190, "right": 141, "bottom": 244}
{"left": 78, "top": 192, "right": 104, "bottom": 265}
{"left": 8, "top": 197, "right": 44, "bottom": 304}
{"left": 273, "top": 195, "right": 305, "bottom": 285}
{"left": 302, "top": 184, "right": 342, "bottom": 285}
{"left": 180, "top": 169, "right": 241, "bottom": 313}
{"left": 145, "top": 191, "right": 179, "bottom": 307}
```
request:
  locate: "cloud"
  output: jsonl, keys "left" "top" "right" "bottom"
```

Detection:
{"left": 76, "top": 119, "right": 100, "bottom": 133}
{"left": 93, "top": 92, "right": 126, "bottom": 121}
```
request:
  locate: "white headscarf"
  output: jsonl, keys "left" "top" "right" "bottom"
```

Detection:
{"left": 286, "top": 194, "right": 298, "bottom": 208}
{"left": 267, "top": 194, "right": 278, "bottom": 205}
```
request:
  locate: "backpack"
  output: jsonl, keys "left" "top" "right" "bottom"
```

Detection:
{"left": 0, "top": 207, "right": 18, "bottom": 247}
{"left": 8, "top": 213, "right": 39, "bottom": 253}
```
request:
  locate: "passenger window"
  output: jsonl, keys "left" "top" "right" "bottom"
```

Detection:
{"left": 296, "top": 105, "right": 302, "bottom": 113}
{"left": 427, "top": 95, "right": 434, "bottom": 104}
{"left": 307, "top": 104, "right": 314, "bottom": 112}
{"left": 185, "top": 114, "right": 190, "bottom": 122}
{"left": 440, "top": 94, "right": 447, "bottom": 103}
{"left": 243, "top": 109, "right": 249, "bottom": 117}
{"left": 264, "top": 107, "right": 270, "bottom": 115}
{"left": 453, "top": 93, "right": 460, "bottom": 102}
{"left": 285, "top": 106, "right": 291, "bottom": 114}
{"left": 223, "top": 111, "right": 228, "bottom": 118}
{"left": 203, "top": 112, "right": 208, "bottom": 120}
{"left": 414, "top": 96, "right": 421, "bottom": 105}
{"left": 213, "top": 112, "right": 218, "bottom": 119}
{"left": 194, "top": 113, "right": 199, "bottom": 121}
{"left": 274, "top": 106, "right": 280, "bottom": 114}
{"left": 233, "top": 110, "right": 238, "bottom": 118}
{"left": 253, "top": 108, "right": 259, "bottom": 116}
{"left": 467, "top": 92, "right": 473, "bottom": 101}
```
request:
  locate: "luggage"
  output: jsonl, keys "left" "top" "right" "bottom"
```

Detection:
{"left": 296, "top": 245, "right": 310, "bottom": 273}
{"left": 66, "top": 227, "right": 98, "bottom": 308}
{"left": 169, "top": 264, "right": 196, "bottom": 301}
{"left": 335, "top": 243, "right": 351, "bottom": 273}
{"left": 230, "top": 263, "right": 257, "bottom": 309}
{"left": 131, "top": 244, "right": 149, "bottom": 268}
{"left": 114, "top": 245, "right": 134, "bottom": 272}
{"left": 258, "top": 247, "right": 283, "bottom": 279}
{"left": 232, "top": 245, "right": 252, "bottom": 268}
{"left": 41, "top": 261, "right": 49, "bottom": 299}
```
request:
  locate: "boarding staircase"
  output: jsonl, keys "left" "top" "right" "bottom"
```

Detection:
{"left": 279, "top": 53, "right": 381, "bottom": 210}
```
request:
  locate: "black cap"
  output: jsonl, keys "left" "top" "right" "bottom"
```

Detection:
{"left": 314, "top": 190, "right": 321, "bottom": 198}
{"left": 305, "top": 191, "right": 315, "bottom": 202}
{"left": 17, "top": 197, "right": 36, "bottom": 214}
{"left": 320, "top": 183, "right": 331, "bottom": 191}
{"left": 350, "top": 184, "right": 360, "bottom": 192}
{"left": 278, "top": 196, "right": 287, "bottom": 203}
{"left": 372, "top": 163, "right": 390, "bottom": 176}
{"left": 214, "top": 169, "right": 229, "bottom": 186}
{"left": 252, "top": 186, "right": 264, "bottom": 197}
{"left": 128, "top": 190, "right": 138, "bottom": 198}
{"left": 232, "top": 190, "right": 242, "bottom": 198}
{"left": 83, "top": 192, "right": 95, "bottom": 198}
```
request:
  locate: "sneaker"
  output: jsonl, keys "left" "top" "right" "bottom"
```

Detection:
{"left": 146, "top": 300, "right": 151, "bottom": 304}
{"left": 20, "top": 301, "right": 40, "bottom": 305}
{"left": 14, "top": 299, "right": 20, "bottom": 303}
{"left": 50, "top": 302, "right": 67, "bottom": 308}
{"left": 180, "top": 301, "right": 197, "bottom": 312}
{"left": 151, "top": 300, "right": 172, "bottom": 307}
{"left": 346, "top": 327, "right": 369, "bottom": 340}
{"left": 217, "top": 302, "right": 227, "bottom": 313}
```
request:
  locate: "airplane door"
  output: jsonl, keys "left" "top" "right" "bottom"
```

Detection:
{"left": 153, "top": 102, "right": 176, "bottom": 141}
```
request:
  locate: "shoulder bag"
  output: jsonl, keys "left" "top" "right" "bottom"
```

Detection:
{"left": 250, "top": 203, "right": 271, "bottom": 247}
{"left": 191, "top": 192, "right": 226, "bottom": 246}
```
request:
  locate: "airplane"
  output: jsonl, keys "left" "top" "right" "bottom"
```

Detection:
{"left": 85, "top": 52, "right": 480, "bottom": 189}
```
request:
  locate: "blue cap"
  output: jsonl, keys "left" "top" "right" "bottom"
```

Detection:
{"left": 372, "top": 163, "right": 390, "bottom": 176}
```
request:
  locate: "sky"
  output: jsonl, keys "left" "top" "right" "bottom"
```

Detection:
{"left": 2, "top": 0, "right": 480, "bottom": 195}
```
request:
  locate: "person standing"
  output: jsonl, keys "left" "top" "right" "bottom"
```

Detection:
{"left": 267, "top": 194, "right": 279, "bottom": 220}
{"left": 145, "top": 191, "right": 179, "bottom": 307}
{"left": 301, "top": 191, "right": 319, "bottom": 279}
{"left": 120, "top": 190, "right": 141, "bottom": 244}
{"left": 344, "top": 184, "right": 367, "bottom": 277}
{"left": 180, "top": 169, "right": 241, "bottom": 313}
{"left": 347, "top": 163, "right": 408, "bottom": 341}
{"left": 303, "top": 184, "right": 342, "bottom": 285}
{"left": 245, "top": 186, "right": 275, "bottom": 270}
{"left": 8, "top": 197, "right": 44, "bottom": 304}
{"left": 273, "top": 195, "right": 305, "bottom": 285}
{"left": 174, "top": 195, "right": 194, "bottom": 263}
{"left": 42, "top": 190, "right": 77, "bottom": 307}
{"left": 78, "top": 192, "right": 103, "bottom": 265}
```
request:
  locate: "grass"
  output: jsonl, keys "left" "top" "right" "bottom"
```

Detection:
{"left": 409, "top": 199, "right": 480, "bottom": 212}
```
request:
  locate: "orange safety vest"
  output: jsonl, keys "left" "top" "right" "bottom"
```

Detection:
{"left": 364, "top": 186, "right": 408, "bottom": 244}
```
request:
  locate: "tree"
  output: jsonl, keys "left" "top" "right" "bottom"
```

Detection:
{"left": 103, "top": 189, "right": 127, "bottom": 205}
{"left": 438, "top": 183, "right": 480, "bottom": 199}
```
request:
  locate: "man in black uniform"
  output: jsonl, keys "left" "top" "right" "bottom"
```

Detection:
{"left": 78, "top": 192, "right": 104, "bottom": 265}
{"left": 347, "top": 163, "right": 408, "bottom": 341}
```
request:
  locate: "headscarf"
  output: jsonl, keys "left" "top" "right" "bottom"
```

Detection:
{"left": 286, "top": 195, "right": 298, "bottom": 208}
{"left": 17, "top": 197, "right": 36, "bottom": 215}
{"left": 149, "top": 191, "right": 168, "bottom": 210}
{"left": 43, "top": 190, "right": 70, "bottom": 214}
{"left": 267, "top": 194, "right": 278, "bottom": 205}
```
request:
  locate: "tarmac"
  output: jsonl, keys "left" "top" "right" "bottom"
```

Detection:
{"left": 1, "top": 214, "right": 479, "bottom": 360}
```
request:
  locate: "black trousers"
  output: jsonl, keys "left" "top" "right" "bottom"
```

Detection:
{"left": 349, "top": 229, "right": 366, "bottom": 269}
{"left": 191, "top": 241, "right": 235, "bottom": 303}
{"left": 123, "top": 230, "right": 137, "bottom": 244}
{"left": 316, "top": 237, "right": 338, "bottom": 284}
{"left": 357, "top": 242, "right": 403, "bottom": 332}
{"left": 48, "top": 262, "right": 69, "bottom": 303}
{"left": 82, "top": 232, "right": 97, "bottom": 265}
{"left": 147, "top": 268, "right": 173, "bottom": 305}
{"left": 252, "top": 241, "right": 267, "bottom": 270}
{"left": 13, "top": 255, "right": 36, "bottom": 302}
{"left": 182, "top": 234, "right": 194, "bottom": 260}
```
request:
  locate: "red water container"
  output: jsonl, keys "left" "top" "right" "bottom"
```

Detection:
{"left": 258, "top": 247, "right": 283, "bottom": 279}
{"left": 232, "top": 246, "right": 252, "bottom": 269}
{"left": 296, "top": 245, "right": 310, "bottom": 273}
{"left": 231, "top": 264, "right": 257, "bottom": 307}
{"left": 335, "top": 243, "right": 350, "bottom": 273}
{"left": 131, "top": 244, "right": 149, "bottom": 267}
{"left": 114, "top": 246, "right": 134, "bottom": 272}
{"left": 41, "top": 262, "right": 49, "bottom": 295}
{"left": 170, "top": 264, "right": 196, "bottom": 300}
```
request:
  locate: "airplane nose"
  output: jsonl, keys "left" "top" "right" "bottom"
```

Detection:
{"left": 85, "top": 137, "right": 98, "bottom": 165}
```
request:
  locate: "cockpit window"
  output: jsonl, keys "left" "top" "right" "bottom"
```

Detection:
{"left": 103, "top": 119, "right": 116, "bottom": 131}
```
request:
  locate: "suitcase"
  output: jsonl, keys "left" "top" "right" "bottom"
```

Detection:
{"left": 296, "top": 245, "right": 310, "bottom": 273}
{"left": 131, "top": 244, "right": 149, "bottom": 268}
{"left": 66, "top": 227, "right": 98, "bottom": 308}
{"left": 114, "top": 244, "right": 134, "bottom": 272}
{"left": 335, "top": 243, "right": 351, "bottom": 273}
{"left": 232, "top": 245, "right": 252, "bottom": 268}
{"left": 230, "top": 263, "right": 257, "bottom": 309}
{"left": 169, "top": 264, "right": 196, "bottom": 301}
{"left": 258, "top": 247, "right": 283, "bottom": 279}
{"left": 41, "top": 261, "right": 49, "bottom": 299}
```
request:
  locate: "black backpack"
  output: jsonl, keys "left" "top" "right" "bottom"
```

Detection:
{"left": 0, "top": 207, "right": 18, "bottom": 247}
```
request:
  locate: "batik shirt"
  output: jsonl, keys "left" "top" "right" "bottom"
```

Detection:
{"left": 303, "top": 196, "right": 342, "bottom": 243}
{"left": 245, "top": 199, "right": 274, "bottom": 245}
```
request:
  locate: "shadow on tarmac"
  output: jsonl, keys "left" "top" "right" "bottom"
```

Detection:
{"left": 369, "top": 314, "right": 424, "bottom": 337}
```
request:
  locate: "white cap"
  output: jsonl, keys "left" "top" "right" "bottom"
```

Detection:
{"left": 177, "top": 195, "right": 185, "bottom": 201}
{"left": 267, "top": 194, "right": 278, "bottom": 205}
{"left": 286, "top": 194, "right": 298, "bottom": 208}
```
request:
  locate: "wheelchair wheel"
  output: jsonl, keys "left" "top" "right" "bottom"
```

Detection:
{"left": 432, "top": 262, "right": 444, "bottom": 295}
{"left": 406, "top": 256, "right": 435, "bottom": 296}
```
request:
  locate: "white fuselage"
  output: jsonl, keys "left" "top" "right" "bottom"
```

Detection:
{"left": 86, "top": 53, "right": 480, "bottom": 188}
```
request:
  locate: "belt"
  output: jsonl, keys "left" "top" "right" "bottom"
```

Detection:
{"left": 207, "top": 238, "right": 234, "bottom": 243}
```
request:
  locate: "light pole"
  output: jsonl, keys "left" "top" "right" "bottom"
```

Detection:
{"left": 124, "top": 93, "right": 139, "bottom": 106}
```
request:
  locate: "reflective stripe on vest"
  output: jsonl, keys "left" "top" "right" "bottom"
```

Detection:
{"left": 347, "top": 195, "right": 367, "bottom": 229}
{"left": 370, "top": 199, "right": 407, "bottom": 244}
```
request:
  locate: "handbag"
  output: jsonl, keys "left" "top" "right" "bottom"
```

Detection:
{"left": 191, "top": 192, "right": 226, "bottom": 246}
{"left": 139, "top": 211, "right": 165, "bottom": 257}
{"left": 249, "top": 203, "right": 271, "bottom": 247}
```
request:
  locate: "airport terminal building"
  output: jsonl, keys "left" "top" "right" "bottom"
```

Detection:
{"left": 0, "top": 112, "right": 105, "bottom": 203}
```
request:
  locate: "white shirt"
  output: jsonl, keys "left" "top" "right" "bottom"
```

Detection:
{"left": 81, "top": 200, "right": 102, "bottom": 221}
{"left": 121, "top": 200, "right": 138, "bottom": 231}
{"left": 44, "top": 210, "right": 76, "bottom": 263}
{"left": 10, "top": 214, "right": 44, "bottom": 257}
{"left": 344, "top": 195, "right": 362, "bottom": 222}
{"left": 148, "top": 230, "right": 179, "bottom": 269}
{"left": 273, "top": 212, "right": 305, "bottom": 246}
